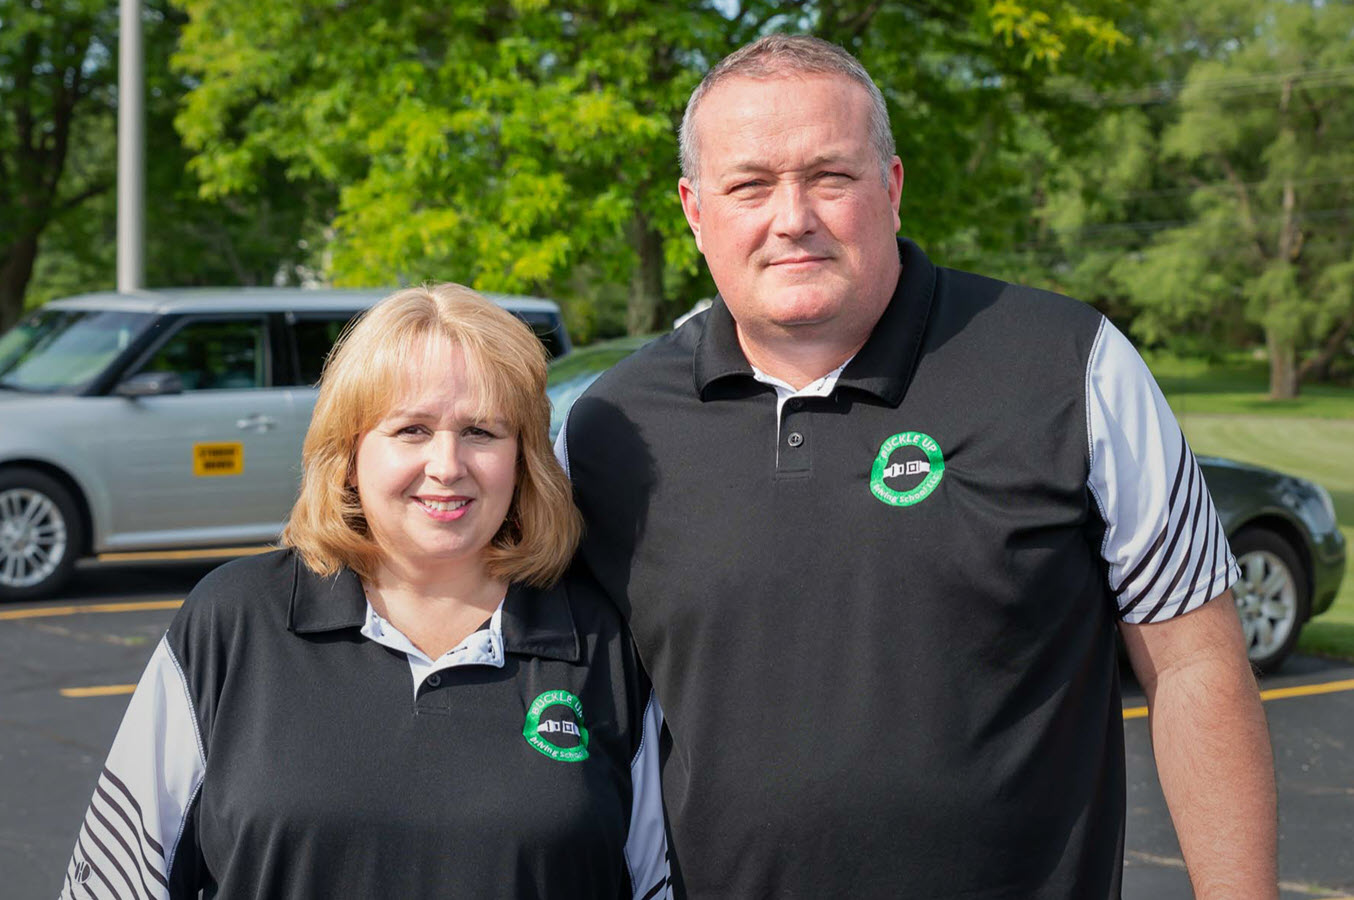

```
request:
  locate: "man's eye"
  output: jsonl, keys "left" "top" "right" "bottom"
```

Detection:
{"left": 817, "top": 171, "right": 851, "bottom": 182}
{"left": 730, "top": 180, "right": 764, "bottom": 193}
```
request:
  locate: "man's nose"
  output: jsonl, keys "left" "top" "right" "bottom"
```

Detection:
{"left": 770, "top": 182, "right": 818, "bottom": 238}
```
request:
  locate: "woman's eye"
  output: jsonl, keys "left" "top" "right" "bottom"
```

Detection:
{"left": 395, "top": 424, "right": 428, "bottom": 437}
{"left": 464, "top": 426, "right": 496, "bottom": 439}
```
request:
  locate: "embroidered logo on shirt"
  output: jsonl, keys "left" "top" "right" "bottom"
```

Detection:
{"left": 523, "top": 690, "right": 590, "bottom": 762}
{"left": 870, "top": 431, "right": 945, "bottom": 507}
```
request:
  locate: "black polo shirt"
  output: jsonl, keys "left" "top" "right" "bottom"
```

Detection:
{"left": 61, "top": 550, "right": 670, "bottom": 899}
{"left": 560, "top": 238, "right": 1235, "bottom": 898}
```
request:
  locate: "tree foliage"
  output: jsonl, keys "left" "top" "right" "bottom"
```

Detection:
{"left": 0, "top": 0, "right": 117, "bottom": 330}
{"left": 171, "top": 0, "right": 1135, "bottom": 340}
{"left": 0, "top": 1, "right": 333, "bottom": 326}
{"left": 1029, "top": 0, "right": 1354, "bottom": 397}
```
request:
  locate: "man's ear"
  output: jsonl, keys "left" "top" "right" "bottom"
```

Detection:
{"left": 888, "top": 156, "right": 904, "bottom": 232}
{"left": 678, "top": 178, "right": 704, "bottom": 254}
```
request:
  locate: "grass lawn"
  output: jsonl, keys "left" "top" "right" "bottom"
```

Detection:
{"left": 1144, "top": 353, "right": 1354, "bottom": 663}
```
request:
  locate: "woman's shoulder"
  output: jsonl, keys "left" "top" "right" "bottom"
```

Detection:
{"left": 173, "top": 547, "right": 302, "bottom": 632}
{"left": 503, "top": 567, "right": 630, "bottom": 660}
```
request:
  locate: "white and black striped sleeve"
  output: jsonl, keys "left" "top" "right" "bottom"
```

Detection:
{"left": 625, "top": 691, "right": 670, "bottom": 900}
{"left": 59, "top": 635, "right": 206, "bottom": 899}
{"left": 1086, "top": 319, "right": 1240, "bottom": 624}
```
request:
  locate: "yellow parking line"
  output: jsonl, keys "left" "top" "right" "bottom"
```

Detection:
{"left": 61, "top": 685, "right": 137, "bottom": 698}
{"left": 0, "top": 599, "right": 184, "bottom": 621}
{"left": 1124, "top": 677, "right": 1354, "bottom": 719}
{"left": 96, "top": 546, "right": 270, "bottom": 562}
{"left": 1258, "top": 677, "right": 1354, "bottom": 702}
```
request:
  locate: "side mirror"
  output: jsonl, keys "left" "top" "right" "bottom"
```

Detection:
{"left": 115, "top": 371, "right": 183, "bottom": 397}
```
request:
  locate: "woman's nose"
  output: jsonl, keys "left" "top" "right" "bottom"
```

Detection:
{"left": 423, "top": 432, "right": 466, "bottom": 484}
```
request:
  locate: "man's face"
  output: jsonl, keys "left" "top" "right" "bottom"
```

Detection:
{"left": 679, "top": 74, "right": 903, "bottom": 347}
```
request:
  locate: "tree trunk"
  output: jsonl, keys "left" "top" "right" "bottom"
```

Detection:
{"left": 1269, "top": 78, "right": 1301, "bottom": 401}
{"left": 1267, "top": 326, "right": 1298, "bottom": 400}
{"left": 0, "top": 234, "right": 41, "bottom": 332}
{"left": 1297, "top": 308, "right": 1354, "bottom": 384}
{"left": 626, "top": 211, "right": 665, "bottom": 336}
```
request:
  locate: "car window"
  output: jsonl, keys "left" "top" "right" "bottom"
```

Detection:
{"left": 544, "top": 337, "right": 652, "bottom": 439}
{"left": 137, "top": 318, "right": 269, "bottom": 391}
{"left": 292, "top": 314, "right": 358, "bottom": 385}
{"left": 0, "top": 309, "right": 155, "bottom": 393}
{"left": 516, "top": 312, "right": 568, "bottom": 359}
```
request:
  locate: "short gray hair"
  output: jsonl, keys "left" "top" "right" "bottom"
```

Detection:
{"left": 678, "top": 34, "right": 896, "bottom": 195}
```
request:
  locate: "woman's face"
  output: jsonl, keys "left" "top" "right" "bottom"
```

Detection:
{"left": 352, "top": 335, "right": 518, "bottom": 578}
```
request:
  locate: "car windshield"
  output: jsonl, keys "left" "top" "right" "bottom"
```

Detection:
{"left": 0, "top": 308, "right": 155, "bottom": 393}
{"left": 545, "top": 338, "right": 650, "bottom": 438}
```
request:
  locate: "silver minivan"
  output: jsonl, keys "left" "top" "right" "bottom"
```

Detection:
{"left": 0, "top": 288, "right": 570, "bottom": 600}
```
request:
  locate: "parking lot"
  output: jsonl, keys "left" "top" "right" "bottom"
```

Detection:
{"left": 3, "top": 559, "right": 1352, "bottom": 899}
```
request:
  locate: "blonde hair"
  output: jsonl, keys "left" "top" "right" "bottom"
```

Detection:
{"left": 281, "top": 283, "right": 581, "bottom": 587}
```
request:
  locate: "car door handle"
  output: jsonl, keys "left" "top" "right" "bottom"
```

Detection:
{"left": 236, "top": 414, "right": 278, "bottom": 432}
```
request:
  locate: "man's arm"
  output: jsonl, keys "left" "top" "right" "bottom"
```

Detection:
{"left": 1120, "top": 591, "right": 1277, "bottom": 900}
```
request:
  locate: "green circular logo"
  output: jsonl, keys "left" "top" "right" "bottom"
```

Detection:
{"left": 870, "top": 431, "right": 945, "bottom": 507}
{"left": 523, "top": 690, "right": 590, "bottom": 762}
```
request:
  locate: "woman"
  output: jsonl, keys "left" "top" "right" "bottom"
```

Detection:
{"left": 60, "top": 284, "right": 668, "bottom": 899}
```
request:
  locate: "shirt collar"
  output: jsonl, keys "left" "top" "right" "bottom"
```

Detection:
{"left": 286, "top": 553, "right": 582, "bottom": 663}
{"left": 692, "top": 237, "right": 936, "bottom": 406}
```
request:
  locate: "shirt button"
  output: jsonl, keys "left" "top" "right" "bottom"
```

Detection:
{"left": 787, "top": 432, "right": 804, "bottom": 447}
{"left": 788, "top": 398, "right": 804, "bottom": 411}
{"left": 427, "top": 673, "right": 442, "bottom": 687}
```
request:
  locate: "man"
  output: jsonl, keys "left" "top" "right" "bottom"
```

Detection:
{"left": 558, "top": 34, "right": 1276, "bottom": 899}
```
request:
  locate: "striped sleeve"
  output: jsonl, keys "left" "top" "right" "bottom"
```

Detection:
{"left": 59, "top": 635, "right": 206, "bottom": 899}
{"left": 1085, "top": 319, "right": 1240, "bottom": 624}
{"left": 625, "top": 691, "right": 670, "bottom": 900}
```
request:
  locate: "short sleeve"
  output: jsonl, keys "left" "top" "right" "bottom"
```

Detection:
{"left": 59, "top": 635, "right": 206, "bottom": 899}
{"left": 1086, "top": 319, "right": 1239, "bottom": 624}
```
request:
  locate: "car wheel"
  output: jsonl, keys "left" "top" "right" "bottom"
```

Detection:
{"left": 0, "top": 468, "right": 85, "bottom": 602}
{"left": 1231, "top": 527, "right": 1310, "bottom": 674}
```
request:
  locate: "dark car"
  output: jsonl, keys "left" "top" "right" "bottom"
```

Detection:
{"left": 547, "top": 336, "right": 1346, "bottom": 673}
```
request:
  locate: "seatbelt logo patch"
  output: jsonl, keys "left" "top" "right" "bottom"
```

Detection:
{"left": 871, "top": 431, "right": 945, "bottom": 507}
{"left": 523, "top": 690, "right": 591, "bottom": 762}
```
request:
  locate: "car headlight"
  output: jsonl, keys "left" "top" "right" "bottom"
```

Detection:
{"left": 1312, "top": 482, "right": 1338, "bottom": 529}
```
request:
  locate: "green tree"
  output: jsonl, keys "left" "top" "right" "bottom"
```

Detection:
{"left": 2, "top": 1, "right": 330, "bottom": 323}
{"left": 172, "top": 0, "right": 1135, "bottom": 339}
{"left": 1030, "top": 0, "right": 1354, "bottom": 398}
{"left": 0, "top": 0, "right": 117, "bottom": 330}
{"left": 1131, "top": 0, "right": 1354, "bottom": 398}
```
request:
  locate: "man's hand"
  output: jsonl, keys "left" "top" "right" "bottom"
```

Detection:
{"left": 1120, "top": 591, "right": 1278, "bottom": 900}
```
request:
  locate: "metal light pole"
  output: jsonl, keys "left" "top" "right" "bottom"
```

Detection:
{"left": 117, "top": 0, "right": 144, "bottom": 293}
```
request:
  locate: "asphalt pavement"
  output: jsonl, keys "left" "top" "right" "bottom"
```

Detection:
{"left": 3, "top": 560, "right": 1352, "bottom": 899}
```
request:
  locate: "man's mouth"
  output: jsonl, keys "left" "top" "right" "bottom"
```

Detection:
{"left": 769, "top": 255, "right": 829, "bottom": 267}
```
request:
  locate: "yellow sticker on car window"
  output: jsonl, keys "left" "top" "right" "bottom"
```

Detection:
{"left": 193, "top": 442, "right": 243, "bottom": 476}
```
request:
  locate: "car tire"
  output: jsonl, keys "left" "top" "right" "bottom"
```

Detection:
{"left": 1231, "top": 527, "right": 1310, "bottom": 674}
{"left": 0, "top": 468, "right": 85, "bottom": 602}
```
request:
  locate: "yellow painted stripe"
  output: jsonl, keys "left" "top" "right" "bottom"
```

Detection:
{"left": 60, "top": 684, "right": 137, "bottom": 698}
{"left": 96, "top": 546, "right": 270, "bottom": 562}
{"left": 0, "top": 599, "right": 184, "bottom": 621}
{"left": 1258, "top": 677, "right": 1354, "bottom": 702}
{"left": 1123, "top": 676, "right": 1354, "bottom": 719}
